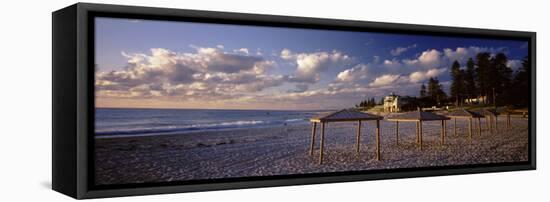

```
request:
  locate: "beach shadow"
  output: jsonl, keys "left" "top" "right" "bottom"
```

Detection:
{"left": 40, "top": 181, "right": 51, "bottom": 189}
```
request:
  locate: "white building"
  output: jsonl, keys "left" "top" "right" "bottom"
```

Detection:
{"left": 464, "top": 95, "right": 487, "bottom": 105}
{"left": 384, "top": 92, "right": 413, "bottom": 112}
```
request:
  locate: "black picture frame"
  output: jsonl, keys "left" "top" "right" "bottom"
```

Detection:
{"left": 52, "top": 3, "right": 536, "bottom": 199}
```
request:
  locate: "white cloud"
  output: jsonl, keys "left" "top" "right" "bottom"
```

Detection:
{"left": 382, "top": 59, "right": 402, "bottom": 70}
{"left": 443, "top": 47, "right": 489, "bottom": 64}
{"left": 96, "top": 47, "right": 283, "bottom": 100}
{"left": 197, "top": 47, "right": 263, "bottom": 73}
{"left": 336, "top": 64, "right": 369, "bottom": 82}
{"left": 443, "top": 46, "right": 509, "bottom": 65}
{"left": 386, "top": 46, "right": 514, "bottom": 76}
{"left": 390, "top": 44, "right": 417, "bottom": 56}
{"left": 409, "top": 68, "right": 447, "bottom": 83}
{"left": 280, "top": 49, "right": 294, "bottom": 60}
{"left": 334, "top": 49, "right": 450, "bottom": 88}
{"left": 369, "top": 74, "right": 401, "bottom": 87}
{"left": 234, "top": 48, "right": 249, "bottom": 55}
{"left": 398, "top": 49, "right": 442, "bottom": 73}
{"left": 507, "top": 59, "right": 523, "bottom": 70}
{"left": 443, "top": 47, "right": 470, "bottom": 63}
{"left": 417, "top": 49, "right": 441, "bottom": 67}
{"left": 336, "top": 64, "right": 447, "bottom": 88}
{"left": 285, "top": 50, "right": 352, "bottom": 83}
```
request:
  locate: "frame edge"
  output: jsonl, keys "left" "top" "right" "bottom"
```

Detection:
{"left": 52, "top": 3, "right": 79, "bottom": 199}
{"left": 65, "top": 2, "right": 537, "bottom": 199}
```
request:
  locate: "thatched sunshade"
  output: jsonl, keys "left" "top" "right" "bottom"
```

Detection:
{"left": 386, "top": 109, "right": 450, "bottom": 150}
{"left": 475, "top": 109, "right": 501, "bottom": 134}
{"left": 497, "top": 108, "right": 529, "bottom": 129}
{"left": 310, "top": 109, "right": 383, "bottom": 164}
{"left": 446, "top": 109, "right": 484, "bottom": 140}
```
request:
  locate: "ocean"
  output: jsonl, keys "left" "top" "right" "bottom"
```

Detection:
{"left": 95, "top": 108, "right": 323, "bottom": 138}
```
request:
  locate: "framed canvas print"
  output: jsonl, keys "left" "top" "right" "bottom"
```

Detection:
{"left": 52, "top": 3, "right": 536, "bottom": 199}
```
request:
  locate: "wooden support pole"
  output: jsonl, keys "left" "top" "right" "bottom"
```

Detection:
{"left": 440, "top": 120, "right": 445, "bottom": 146}
{"left": 489, "top": 116, "right": 493, "bottom": 134}
{"left": 364, "top": 123, "right": 368, "bottom": 150}
{"left": 376, "top": 120, "right": 381, "bottom": 161}
{"left": 495, "top": 116, "right": 498, "bottom": 133}
{"left": 485, "top": 116, "right": 491, "bottom": 132}
{"left": 396, "top": 121, "right": 399, "bottom": 145}
{"left": 319, "top": 122, "right": 326, "bottom": 164}
{"left": 454, "top": 118, "right": 457, "bottom": 136}
{"left": 478, "top": 118, "right": 482, "bottom": 137}
{"left": 444, "top": 120, "right": 447, "bottom": 140}
{"left": 356, "top": 121, "right": 361, "bottom": 155}
{"left": 309, "top": 122, "right": 317, "bottom": 155}
{"left": 507, "top": 114, "right": 511, "bottom": 129}
{"left": 468, "top": 118, "right": 473, "bottom": 142}
{"left": 419, "top": 121, "right": 423, "bottom": 150}
{"left": 416, "top": 122, "right": 419, "bottom": 143}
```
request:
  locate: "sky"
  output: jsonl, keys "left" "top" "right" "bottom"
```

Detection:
{"left": 95, "top": 17, "right": 528, "bottom": 110}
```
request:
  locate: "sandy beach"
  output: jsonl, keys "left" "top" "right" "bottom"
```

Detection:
{"left": 94, "top": 116, "right": 528, "bottom": 185}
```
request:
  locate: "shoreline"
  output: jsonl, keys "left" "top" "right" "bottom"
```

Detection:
{"left": 94, "top": 120, "right": 311, "bottom": 139}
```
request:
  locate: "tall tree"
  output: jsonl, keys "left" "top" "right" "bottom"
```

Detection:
{"left": 492, "top": 53, "right": 513, "bottom": 105}
{"left": 475, "top": 52, "right": 493, "bottom": 103}
{"left": 464, "top": 58, "right": 476, "bottom": 99}
{"left": 427, "top": 77, "right": 447, "bottom": 105}
{"left": 509, "top": 56, "right": 530, "bottom": 107}
{"left": 450, "top": 60, "right": 465, "bottom": 106}
{"left": 419, "top": 83, "right": 427, "bottom": 97}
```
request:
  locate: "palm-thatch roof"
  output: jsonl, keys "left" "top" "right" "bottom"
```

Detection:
{"left": 310, "top": 109, "right": 383, "bottom": 122}
{"left": 386, "top": 110, "right": 450, "bottom": 121}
